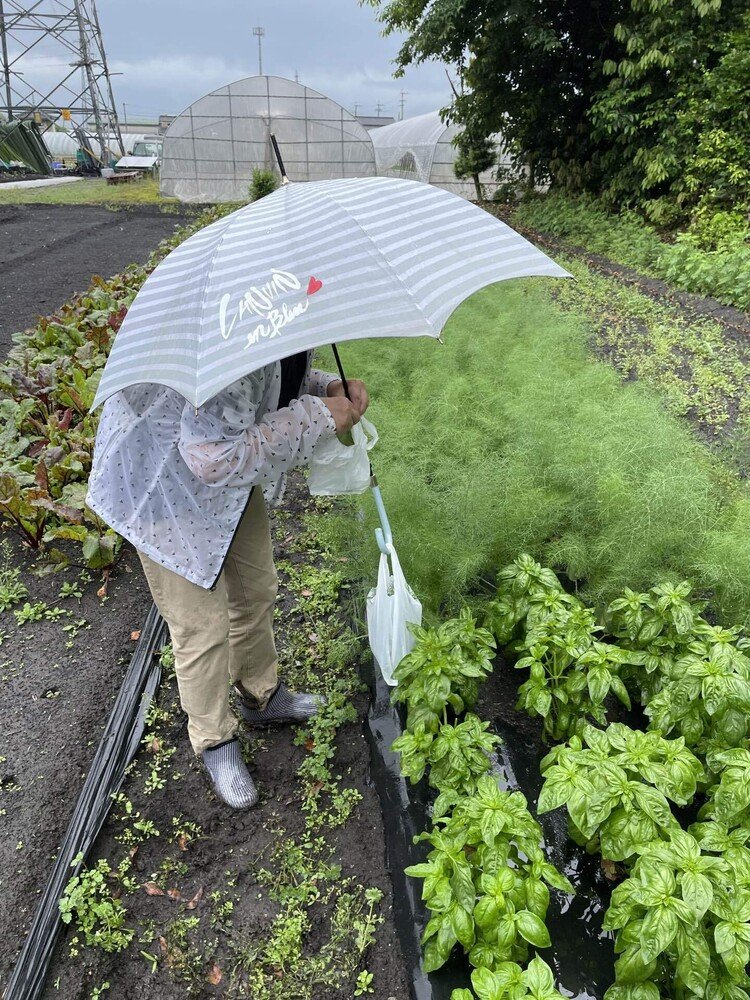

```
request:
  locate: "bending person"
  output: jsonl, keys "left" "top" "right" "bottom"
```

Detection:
{"left": 88, "top": 351, "right": 368, "bottom": 809}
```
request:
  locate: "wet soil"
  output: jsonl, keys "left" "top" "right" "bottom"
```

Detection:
{"left": 475, "top": 662, "right": 615, "bottom": 999}
{"left": 0, "top": 540, "right": 154, "bottom": 988}
{"left": 0, "top": 204, "right": 192, "bottom": 351}
{"left": 1, "top": 478, "right": 409, "bottom": 1000}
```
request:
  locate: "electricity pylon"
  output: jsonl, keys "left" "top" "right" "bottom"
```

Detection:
{"left": 0, "top": 0, "right": 124, "bottom": 161}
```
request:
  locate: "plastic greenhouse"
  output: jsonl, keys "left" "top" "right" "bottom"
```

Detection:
{"left": 160, "top": 75, "right": 376, "bottom": 202}
{"left": 370, "top": 111, "right": 508, "bottom": 199}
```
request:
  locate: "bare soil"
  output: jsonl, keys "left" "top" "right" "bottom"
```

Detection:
{"left": 0, "top": 204, "right": 192, "bottom": 351}
{"left": 1, "top": 488, "right": 409, "bottom": 1000}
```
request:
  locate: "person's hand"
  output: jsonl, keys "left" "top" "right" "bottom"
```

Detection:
{"left": 323, "top": 395, "right": 361, "bottom": 436}
{"left": 327, "top": 378, "right": 369, "bottom": 416}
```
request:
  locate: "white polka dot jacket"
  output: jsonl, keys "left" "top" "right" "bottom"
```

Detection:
{"left": 86, "top": 357, "right": 338, "bottom": 589}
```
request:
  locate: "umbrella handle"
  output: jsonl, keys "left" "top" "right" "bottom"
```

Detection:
{"left": 371, "top": 481, "right": 393, "bottom": 555}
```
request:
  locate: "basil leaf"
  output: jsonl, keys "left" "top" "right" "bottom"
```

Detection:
{"left": 471, "top": 967, "right": 507, "bottom": 1000}
{"left": 450, "top": 859, "right": 476, "bottom": 912}
{"left": 473, "top": 896, "right": 501, "bottom": 932}
{"left": 450, "top": 904, "right": 475, "bottom": 950}
{"left": 631, "top": 784, "right": 674, "bottom": 830}
{"left": 675, "top": 925, "right": 711, "bottom": 995}
{"left": 680, "top": 871, "right": 713, "bottom": 918}
{"left": 523, "top": 956, "right": 556, "bottom": 996}
{"left": 516, "top": 909, "right": 551, "bottom": 948}
{"left": 614, "top": 945, "right": 657, "bottom": 984}
{"left": 639, "top": 904, "right": 679, "bottom": 963}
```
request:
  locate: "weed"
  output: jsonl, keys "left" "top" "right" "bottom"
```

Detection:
{"left": 355, "top": 970, "right": 375, "bottom": 996}
{"left": 511, "top": 193, "right": 750, "bottom": 311}
{"left": 59, "top": 853, "right": 134, "bottom": 955}
{"left": 13, "top": 601, "right": 47, "bottom": 625}
{"left": 0, "top": 544, "right": 28, "bottom": 612}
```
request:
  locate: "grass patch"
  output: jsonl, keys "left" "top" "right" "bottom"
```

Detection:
{"left": 511, "top": 193, "right": 750, "bottom": 312}
{"left": 0, "top": 176, "right": 181, "bottom": 208}
{"left": 318, "top": 279, "right": 750, "bottom": 626}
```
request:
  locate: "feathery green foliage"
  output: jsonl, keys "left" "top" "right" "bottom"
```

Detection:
{"left": 320, "top": 280, "right": 750, "bottom": 624}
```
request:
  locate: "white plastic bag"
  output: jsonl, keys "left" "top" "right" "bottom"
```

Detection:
{"left": 366, "top": 543, "right": 422, "bottom": 686}
{"left": 308, "top": 417, "right": 378, "bottom": 496}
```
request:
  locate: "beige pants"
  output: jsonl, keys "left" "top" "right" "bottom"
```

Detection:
{"left": 138, "top": 488, "right": 279, "bottom": 754}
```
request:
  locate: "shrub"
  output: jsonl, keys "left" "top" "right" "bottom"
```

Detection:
{"left": 512, "top": 193, "right": 750, "bottom": 311}
{"left": 250, "top": 168, "right": 279, "bottom": 201}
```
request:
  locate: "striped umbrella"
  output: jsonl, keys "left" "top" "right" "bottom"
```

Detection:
{"left": 91, "top": 175, "right": 569, "bottom": 411}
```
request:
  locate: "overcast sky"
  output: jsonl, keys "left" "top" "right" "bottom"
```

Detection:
{"left": 93, "top": 0, "right": 451, "bottom": 123}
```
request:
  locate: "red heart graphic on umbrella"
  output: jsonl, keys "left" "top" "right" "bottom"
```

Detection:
{"left": 307, "top": 276, "right": 323, "bottom": 295}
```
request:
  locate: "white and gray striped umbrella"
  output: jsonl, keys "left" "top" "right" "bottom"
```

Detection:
{"left": 91, "top": 176, "right": 570, "bottom": 410}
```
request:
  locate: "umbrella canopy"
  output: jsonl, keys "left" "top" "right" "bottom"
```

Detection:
{"left": 92, "top": 176, "right": 569, "bottom": 411}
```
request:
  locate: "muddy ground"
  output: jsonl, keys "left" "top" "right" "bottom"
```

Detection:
{"left": 1, "top": 481, "right": 409, "bottom": 1000}
{"left": 0, "top": 204, "right": 192, "bottom": 351}
{"left": 0, "top": 540, "right": 154, "bottom": 987}
{"left": 0, "top": 563, "right": 409, "bottom": 990}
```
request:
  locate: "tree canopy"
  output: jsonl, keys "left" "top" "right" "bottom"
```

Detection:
{"left": 364, "top": 0, "right": 750, "bottom": 223}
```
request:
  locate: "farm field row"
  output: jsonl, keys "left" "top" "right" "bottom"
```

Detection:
{"left": 2, "top": 194, "right": 750, "bottom": 999}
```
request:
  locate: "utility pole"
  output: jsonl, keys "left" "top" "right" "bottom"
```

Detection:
{"left": 294, "top": 69, "right": 299, "bottom": 84}
{"left": 375, "top": 101, "right": 384, "bottom": 117}
{"left": 252, "top": 25, "right": 265, "bottom": 76}
{"left": 122, "top": 101, "right": 127, "bottom": 130}
{"left": 353, "top": 102, "right": 359, "bottom": 116}
{"left": 0, "top": 0, "right": 123, "bottom": 158}
{"left": 399, "top": 89, "right": 407, "bottom": 121}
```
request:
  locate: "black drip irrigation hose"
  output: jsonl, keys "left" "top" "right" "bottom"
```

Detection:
{"left": 4, "top": 602, "right": 168, "bottom": 1000}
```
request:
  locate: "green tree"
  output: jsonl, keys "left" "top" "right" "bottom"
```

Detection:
{"left": 362, "top": 0, "right": 622, "bottom": 188}
{"left": 363, "top": 0, "right": 750, "bottom": 223}
{"left": 453, "top": 128, "right": 496, "bottom": 201}
{"left": 589, "top": 0, "right": 748, "bottom": 222}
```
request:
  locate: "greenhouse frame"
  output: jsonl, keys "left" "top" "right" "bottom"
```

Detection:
{"left": 160, "top": 75, "right": 377, "bottom": 202}
{"left": 370, "top": 110, "right": 509, "bottom": 199}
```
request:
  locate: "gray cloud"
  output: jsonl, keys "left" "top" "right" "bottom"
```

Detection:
{"left": 95, "top": 0, "right": 452, "bottom": 122}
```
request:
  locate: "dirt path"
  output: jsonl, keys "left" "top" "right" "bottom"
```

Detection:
{"left": 0, "top": 204, "right": 191, "bottom": 351}
{"left": 0, "top": 539, "right": 154, "bottom": 990}
{"left": 1, "top": 478, "right": 408, "bottom": 1000}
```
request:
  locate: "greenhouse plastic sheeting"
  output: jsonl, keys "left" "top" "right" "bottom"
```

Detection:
{"left": 370, "top": 110, "right": 510, "bottom": 199}
{"left": 160, "top": 75, "right": 377, "bottom": 202}
{"left": 43, "top": 131, "right": 148, "bottom": 160}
